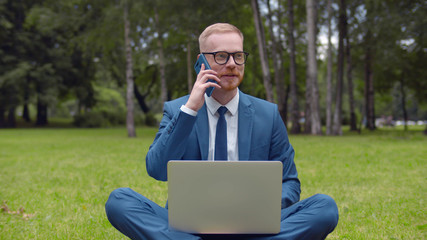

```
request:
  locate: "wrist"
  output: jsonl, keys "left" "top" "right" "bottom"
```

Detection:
{"left": 180, "top": 105, "right": 198, "bottom": 116}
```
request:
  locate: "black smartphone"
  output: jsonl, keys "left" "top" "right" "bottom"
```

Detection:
{"left": 194, "top": 53, "right": 216, "bottom": 97}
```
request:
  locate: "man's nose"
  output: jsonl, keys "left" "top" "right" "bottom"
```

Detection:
{"left": 225, "top": 55, "right": 236, "bottom": 68}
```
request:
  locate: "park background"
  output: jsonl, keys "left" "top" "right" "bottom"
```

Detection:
{"left": 1, "top": 0, "right": 426, "bottom": 239}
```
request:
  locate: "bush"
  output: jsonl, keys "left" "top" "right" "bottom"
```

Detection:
{"left": 144, "top": 112, "right": 158, "bottom": 127}
{"left": 73, "top": 110, "right": 125, "bottom": 128}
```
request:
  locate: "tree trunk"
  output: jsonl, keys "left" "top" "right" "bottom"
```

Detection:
{"left": 364, "top": 30, "right": 375, "bottom": 131}
{"left": 306, "top": 0, "right": 322, "bottom": 135}
{"left": 400, "top": 73, "right": 408, "bottom": 131}
{"left": 134, "top": 85, "right": 150, "bottom": 114}
{"left": 124, "top": 2, "right": 136, "bottom": 137}
{"left": 23, "top": 104, "right": 30, "bottom": 122}
{"left": 276, "top": 4, "right": 290, "bottom": 126}
{"left": 346, "top": 27, "right": 357, "bottom": 131}
{"left": 363, "top": 2, "right": 376, "bottom": 131}
{"left": 7, "top": 107, "right": 16, "bottom": 128}
{"left": 36, "top": 99, "right": 48, "bottom": 126}
{"left": 304, "top": 97, "right": 311, "bottom": 134}
{"left": 288, "top": 0, "right": 301, "bottom": 134}
{"left": 0, "top": 106, "right": 6, "bottom": 128}
{"left": 251, "top": 45, "right": 258, "bottom": 96}
{"left": 266, "top": 0, "right": 286, "bottom": 124}
{"left": 332, "top": 0, "right": 346, "bottom": 136}
{"left": 251, "top": 0, "right": 274, "bottom": 102}
{"left": 281, "top": 84, "right": 290, "bottom": 126}
{"left": 0, "top": 107, "right": 4, "bottom": 128}
{"left": 134, "top": 66, "right": 157, "bottom": 114}
{"left": 325, "top": 0, "right": 333, "bottom": 135}
{"left": 187, "top": 40, "right": 193, "bottom": 94}
{"left": 154, "top": 7, "right": 168, "bottom": 103}
{"left": 23, "top": 82, "right": 31, "bottom": 122}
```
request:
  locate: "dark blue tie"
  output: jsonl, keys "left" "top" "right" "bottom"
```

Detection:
{"left": 215, "top": 106, "right": 228, "bottom": 161}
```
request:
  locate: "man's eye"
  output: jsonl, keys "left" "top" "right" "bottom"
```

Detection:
{"left": 217, "top": 53, "right": 228, "bottom": 59}
{"left": 235, "top": 53, "right": 243, "bottom": 59}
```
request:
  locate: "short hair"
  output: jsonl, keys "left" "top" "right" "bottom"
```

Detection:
{"left": 199, "top": 23, "right": 244, "bottom": 52}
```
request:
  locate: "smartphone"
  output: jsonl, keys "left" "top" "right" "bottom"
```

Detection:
{"left": 194, "top": 53, "right": 216, "bottom": 97}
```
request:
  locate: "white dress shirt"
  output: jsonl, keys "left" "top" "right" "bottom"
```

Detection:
{"left": 180, "top": 91, "right": 239, "bottom": 161}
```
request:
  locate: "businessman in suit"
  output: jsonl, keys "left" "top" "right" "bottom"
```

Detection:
{"left": 105, "top": 23, "right": 339, "bottom": 240}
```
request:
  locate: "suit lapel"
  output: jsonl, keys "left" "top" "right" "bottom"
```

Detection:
{"left": 238, "top": 92, "right": 254, "bottom": 160}
{"left": 195, "top": 104, "right": 209, "bottom": 160}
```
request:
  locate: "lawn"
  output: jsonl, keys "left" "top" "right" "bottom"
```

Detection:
{"left": 0, "top": 127, "right": 425, "bottom": 239}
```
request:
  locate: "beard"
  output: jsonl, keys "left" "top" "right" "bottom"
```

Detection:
{"left": 218, "top": 70, "right": 244, "bottom": 91}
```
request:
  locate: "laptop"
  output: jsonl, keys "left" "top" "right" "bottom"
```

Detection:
{"left": 167, "top": 160, "right": 283, "bottom": 234}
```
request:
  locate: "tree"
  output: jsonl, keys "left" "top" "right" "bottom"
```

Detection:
{"left": 0, "top": 0, "right": 34, "bottom": 127}
{"left": 363, "top": 2, "right": 375, "bottom": 131}
{"left": 251, "top": 0, "right": 274, "bottom": 102}
{"left": 9, "top": 0, "right": 98, "bottom": 126}
{"left": 332, "top": 0, "right": 346, "bottom": 135}
{"left": 153, "top": 4, "right": 168, "bottom": 103}
{"left": 345, "top": 12, "right": 357, "bottom": 132}
{"left": 367, "top": 1, "right": 427, "bottom": 131}
{"left": 325, "top": 0, "right": 333, "bottom": 135}
{"left": 186, "top": 38, "right": 194, "bottom": 93}
{"left": 2, "top": 0, "right": 425, "bottom": 132}
{"left": 287, "top": 0, "right": 301, "bottom": 134}
{"left": 306, "top": 0, "right": 322, "bottom": 135}
{"left": 123, "top": 1, "right": 136, "bottom": 137}
{"left": 265, "top": 0, "right": 287, "bottom": 124}
{"left": 134, "top": 65, "right": 157, "bottom": 114}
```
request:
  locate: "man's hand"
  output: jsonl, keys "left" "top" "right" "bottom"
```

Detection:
{"left": 185, "top": 64, "right": 221, "bottom": 112}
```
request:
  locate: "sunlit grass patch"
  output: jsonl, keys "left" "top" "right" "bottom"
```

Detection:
{"left": 0, "top": 127, "right": 425, "bottom": 239}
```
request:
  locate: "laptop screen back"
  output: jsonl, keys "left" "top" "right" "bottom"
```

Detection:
{"left": 167, "top": 160, "right": 283, "bottom": 234}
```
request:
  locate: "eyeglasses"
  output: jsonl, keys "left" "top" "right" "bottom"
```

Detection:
{"left": 202, "top": 51, "right": 249, "bottom": 65}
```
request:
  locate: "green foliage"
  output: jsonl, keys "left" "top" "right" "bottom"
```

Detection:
{"left": 143, "top": 112, "right": 158, "bottom": 127}
{"left": 0, "top": 0, "right": 425, "bottom": 129}
{"left": 92, "top": 85, "right": 126, "bottom": 113}
{"left": 0, "top": 128, "right": 425, "bottom": 239}
{"left": 73, "top": 111, "right": 110, "bottom": 128}
{"left": 0, "top": 0, "right": 99, "bottom": 126}
{"left": 73, "top": 85, "right": 126, "bottom": 128}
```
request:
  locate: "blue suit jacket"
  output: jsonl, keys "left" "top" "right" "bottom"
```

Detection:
{"left": 146, "top": 91, "right": 301, "bottom": 208}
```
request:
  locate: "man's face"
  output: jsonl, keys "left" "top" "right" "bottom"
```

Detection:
{"left": 201, "top": 32, "right": 245, "bottom": 93}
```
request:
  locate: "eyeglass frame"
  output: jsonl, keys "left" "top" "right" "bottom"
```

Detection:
{"left": 202, "top": 51, "right": 249, "bottom": 65}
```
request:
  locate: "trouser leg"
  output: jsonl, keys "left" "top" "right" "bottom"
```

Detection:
{"left": 199, "top": 194, "right": 338, "bottom": 240}
{"left": 272, "top": 193, "right": 339, "bottom": 240}
{"left": 105, "top": 188, "right": 201, "bottom": 240}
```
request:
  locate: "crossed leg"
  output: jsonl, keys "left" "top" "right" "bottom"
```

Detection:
{"left": 105, "top": 188, "right": 338, "bottom": 240}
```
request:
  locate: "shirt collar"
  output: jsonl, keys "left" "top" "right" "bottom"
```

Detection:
{"left": 205, "top": 90, "right": 239, "bottom": 116}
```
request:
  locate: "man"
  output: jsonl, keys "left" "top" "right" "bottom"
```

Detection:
{"left": 106, "top": 23, "right": 339, "bottom": 240}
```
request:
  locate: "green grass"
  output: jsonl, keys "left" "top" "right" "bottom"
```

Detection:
{"left": 0, "top": 127, "right": 425, "bottom": 239}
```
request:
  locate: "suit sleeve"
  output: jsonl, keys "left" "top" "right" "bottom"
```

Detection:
{"left": 145, "top": 102, "right": 197, "bottom": 181}
{"left": 270, "top": 107, "right": 301, "bottom": 208}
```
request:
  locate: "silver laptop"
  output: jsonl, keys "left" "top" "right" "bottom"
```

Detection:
{"left": 167, "top": 160, "right": 283, "bottom": 234}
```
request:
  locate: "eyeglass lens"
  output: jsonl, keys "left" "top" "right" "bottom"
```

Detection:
{"left": 215, "top": 52, "right": 247, "bottom": 65}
